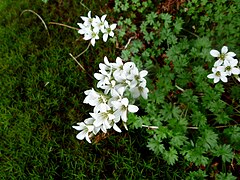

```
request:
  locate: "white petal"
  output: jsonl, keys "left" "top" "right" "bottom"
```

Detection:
{"left": 221, "top": 46, "right": 228, "bottom": 54}
{"left": 101, "top": 14, "right": 107, "bottom": 22}
{"left": 121, "top": 110, "right": 127, "bottom": 122}
{"left": 116, "top": 57, "right": 123, "bottom": 65}
{"left": 213, "top": 77, "right": 220, "bottom": 83}
{"left": 130, "top": 87, "right": 140, "bottom": 99}
{"left": 227, "top": 52, "right": 236, "bottom": 57}
{"left": 232, "top": 68, "right": 240, "bottom": 75}
{"left": 76, "top": 130, "right": 87, "bottom": 140}
{"left": 110, "top": 23, "right": 117, "bottom": 30}
{"left": 113, "top": 124, "right": 122, "bottom": 133}
{"left": 141, "top": 88, "right": 149, "bottom": 99}
{"left": 207, "top": 74, "right": 215, "bottom": 79}
{"left": 220, "top": 76, "right": 228, "bottom": 82}
{"left": 210, "top": 50, "right": 220, "bottom": 57}
{"left": 91, "top": 38, "right": 96, "bottom": 46}
{"left": 123, "top": 122, "right": 128, "bottom": 130}
{"left": 87, "top": 11, "right": 91, "bottom": 18}
{"left": 140, "top": 70, "right": 148, "bottom": 78}
{"left": 109, "top": 31, "right": 114, "bottom": 37}
{"left": 84, "top": 118, "right": 94, "bottom": 125}
{"left": 225, "top": 56, "right": 235, "bottom": 63}
{"left": 103, "top": 33, "right": 108, "bottom": 42}
{"left": 108, "top": 114, "right": 115, "bottom": 120}
{"left": 94, "top": 73, "right": 104, "bottom": 80}
{"left": 121, "top": 98, "right": 129, "bottom": 107}
{"left": 128, "top": 105, "right": 139, "bottom": 113}
{"left": 85, "top": 133, "right": 92, "bottom": 143}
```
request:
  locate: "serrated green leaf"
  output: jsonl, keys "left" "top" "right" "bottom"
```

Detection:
{"left": 163, "top": 147, "right": 178, "bottom": 165}
{"left": 147, "top": 136, "right": 165, "bottom": 155}
{"left": 197, "top": 129, "right": 218, "bottom": 150}
{"left": 216, "top": 172, "right": 237, "bottom": 180}
{"left": 212, "top": 144, "right": 233, "bottom": 163}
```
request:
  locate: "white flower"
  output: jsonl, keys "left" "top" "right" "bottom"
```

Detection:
{"left": 112, "top": 98, "right": 139, "bottom": 122}
{"left": 102, "top": 80, "right": 117, "bottom": 95}
{"left": 224, "top": 59, "right": 240, "bottom": 76}
{"left": 92, "top": 14, "right": 107, "bottom": 33}
{"left": 102, "top": 21, "right": 117, "bottom": 42}
{"left": 130, "top": 81, "right": 149, "bottom": 99}
{"left": 123, "top": 62, "right": 137, "bottom": 80}
{"left": 80, "top": 11, "right": 93, "bottom": 27}
{"left": 207, "top": 66, "right": 228, "bottom": 83}
{"left": 72, "top": 118, "right": 95, "bottom": 143}
{"left": 83, "top": 88, "right": 109, "bottom": 112}
{"left": 210, "top": 46, "right": 236, "bottom": 66}
{"left": 83, "top": 28, "right": 99, "bottom": 46}
{"left": 77, "top": 23, "right": 91, "bottom": 35}
{"left": 83, "top": 88, "right": 100, "bottom": 106}
{"left": 99, "top": 56, "right": 113, "bottom": 76}
{"left": 130, "top": 69, "right": 148, "bottom": 88}
{"left": 94, "top": 72, "right": 111, "bottom": 88}
{"left": 90, "top": 111, "right": 115, "bottom": 129}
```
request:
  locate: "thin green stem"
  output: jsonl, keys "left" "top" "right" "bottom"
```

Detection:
{"left": 182, "top": 28, "right": 199, "bottom": 38}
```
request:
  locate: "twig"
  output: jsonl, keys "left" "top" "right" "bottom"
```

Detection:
{"left": 69, "top": 53, "right": 94, "bottom": 79}
{"left": 69, "top": 53, "right": 86, "bottom": 71}
{"left": 182, "top": 28, "right": 199, "bottom": 38}
{"left": 175, "top": 84, "right": 185, "bottom": 92}
{"left": 80, "top": 0, "right": 91, "bottom": 11}
{"left": 116, "top": 34, "right": 137, "bottom": 50}
{"left": 49, "top": 22, "right": 80, "bottom": 31}
{"left": 20, "top": 9, "right": 50, "bottom": 37}
{"left": 124, "top": 35, "right": 137, "bottom": 49}
{"left": 142, "top": 125, "right": 159, "bottom": 130}
{"left": 75, "top": 42, "right": 91, "bottom": 59}
{"left": 142, "top": 124, "right": 239, "bottom": 130}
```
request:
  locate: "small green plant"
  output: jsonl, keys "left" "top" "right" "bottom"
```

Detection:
{"left": 112, "top": 0, "right": 240, "bottom": 179}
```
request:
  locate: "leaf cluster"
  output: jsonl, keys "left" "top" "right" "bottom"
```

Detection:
{"left": 114, "top": 0, "right": 240, "bottom": 178}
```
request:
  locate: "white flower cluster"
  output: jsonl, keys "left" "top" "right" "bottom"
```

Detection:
{"left": 207, "top": 46, "right": 240, "bottom": 83}
{"left": 72, "top": 56, "right": 149, "bottom": 143}
{"left": 77, "top": 11, "right": 117, "bottom": 46}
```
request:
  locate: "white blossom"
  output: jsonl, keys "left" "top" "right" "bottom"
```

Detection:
{"left": 112, "top": 98, "right": 139, "bottom": 122}
{"left": 73, "top": 56, "right": 149, "bottom": 143}
{"left": 102, "top": 21, "right": 117, "bottom": 42}
{"left": 210, "top": 46, "right": 236, "bottom": 66}
{"left": 72, "top": 118, "right": 94, "bottom": 143}
{"left": 207, "top": 66, "right": 228, "bottom": 83}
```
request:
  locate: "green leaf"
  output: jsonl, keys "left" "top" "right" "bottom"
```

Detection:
{"left": 191, "top": 111, "right": 207, "bottom": 127}
{"left": 183, "top": 147, "right": 209, "bottom": 166}
{"left": 186, "top": 170, "right": 207, "bottom": 180}
{"left": 163, "top": 147, "right": 178, "bottom": 165}
{"left": 211, "top": 144, "right": 233, "bottom": 163}
{"left": 224, "top": 126, "right": 240, "bottom": 149}
{"left": 169, "top": 134, "right": 188, "bottom": 148}
{"left": 147, "top": 135, "right": 165, "bottom": 155}
{"left": 197, "top": 129, "right": 218, "bottom": 150}
{"left": 215, "top": 172, "right": 237, "bottom": 180}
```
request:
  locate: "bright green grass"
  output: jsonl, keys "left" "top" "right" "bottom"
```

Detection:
{"left": 0, "top": 0, "right": 185, "bottom": 179}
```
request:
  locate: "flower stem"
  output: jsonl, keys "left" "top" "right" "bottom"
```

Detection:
{"left": 75, "top": 42, "right": 91, "bottom": 59}
{"left": 69, "top": 53, "right": 94, "bottom": 79}
{"left": 49, "top": 22, "right": 80, "bottom": 31}
{"left": 21, "top": 9, "right": 50, "bottom": 37}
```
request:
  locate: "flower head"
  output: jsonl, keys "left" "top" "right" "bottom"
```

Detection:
{"left": 207, "top": 66, "right": 228, "bottom": 83}
{"left": 210, "top": 46, "right": 236, "bottom": 66}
